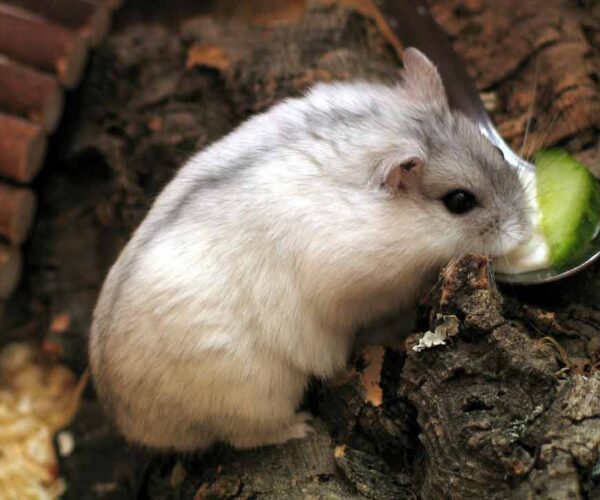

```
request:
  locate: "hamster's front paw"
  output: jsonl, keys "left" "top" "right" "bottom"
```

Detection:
{"left": 230, "top": 412, "right": 315, "bottom": 449}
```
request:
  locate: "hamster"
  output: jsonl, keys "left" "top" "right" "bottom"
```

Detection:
{"left": 89, "top": 48, "right": 531, "bottom": 451}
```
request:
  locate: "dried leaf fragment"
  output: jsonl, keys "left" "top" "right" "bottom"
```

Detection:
{"left": 49, "top": 313, "right": 71, "bottom": 334}
{"left": 360, "top": 345, "right": 385, "bottom": 407}
{"left": 186, "top": 43, "right": 230, "bottom": 72}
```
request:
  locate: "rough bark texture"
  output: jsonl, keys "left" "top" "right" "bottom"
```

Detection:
{"left": 428, "top": 0, "right": 600, "bottom": 169}
{"left": 1, "top": 0, "right": 600, "bottom": 498}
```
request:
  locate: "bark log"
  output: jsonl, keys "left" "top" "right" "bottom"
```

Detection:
{"left": 3, "top": 0, "right": 111, "bottom": 46}
{"left": 0, "top": 3, "right": 89, "bottom": 88}
{"left": 0, "top": 182, "right": 36, "bottom": 244}
{"left": 0, "top": 57, "right": 64, "bottom": 132}
{"left": 0, "top": 113, "right": 46, "bottom": 182}
{"left": 3, "top": 0, "right": 600, "bottom": 498}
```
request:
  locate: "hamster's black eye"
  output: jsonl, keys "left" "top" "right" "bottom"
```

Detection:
{"left": 442, "top": 190, "right": 477, "bottom": 214}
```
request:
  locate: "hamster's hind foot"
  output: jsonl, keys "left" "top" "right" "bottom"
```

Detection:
{"left": 229, "top": 412, "right": 314, "bottom": 449}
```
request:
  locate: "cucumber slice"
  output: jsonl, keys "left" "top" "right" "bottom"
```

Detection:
{"left": 535, "top": 149, "right": 600, "bottom": 268}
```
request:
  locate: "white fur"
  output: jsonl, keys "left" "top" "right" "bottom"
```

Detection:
{"left": 89, "top": 49, "right": 530, "bottom": 451}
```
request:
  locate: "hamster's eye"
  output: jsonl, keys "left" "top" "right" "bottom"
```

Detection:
{"left": 442, "top": 190, "right": 477, "bottom": 214}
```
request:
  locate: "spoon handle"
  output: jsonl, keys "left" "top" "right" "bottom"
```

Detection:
{"left": 378, "top": 0, "right": 532, "bottom": 171}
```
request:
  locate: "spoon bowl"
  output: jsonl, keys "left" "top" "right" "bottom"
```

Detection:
{"left": 380, "top": 0, "right": 600, "bottom": 285}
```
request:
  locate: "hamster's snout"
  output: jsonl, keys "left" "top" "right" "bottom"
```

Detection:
{"left": 496, "top": 212, "right": 533, "bottom": 257}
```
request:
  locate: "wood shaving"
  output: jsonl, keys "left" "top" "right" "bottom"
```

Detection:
{"left": 0, "top": 343, "right": 85, "bottom": 499}
{"left": 413, "top": 315, "right": 460, "bottom": 352}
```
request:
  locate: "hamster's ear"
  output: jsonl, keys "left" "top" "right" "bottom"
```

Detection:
{"left": 378, "top": 155, "right": 424, "bottom": 195}
{"left": 401, "top": 47, "right": 448, "bottom": 108}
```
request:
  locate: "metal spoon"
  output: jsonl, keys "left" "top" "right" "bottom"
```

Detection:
{"left": 379, "top": 0, "right": 600, "bottom": 285}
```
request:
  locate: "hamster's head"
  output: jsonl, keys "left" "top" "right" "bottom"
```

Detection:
{"left": 363, "top": 48, "right": 532, "bottom": 261}
{"left": 414, "top": 114, "right": 532, "bottom": 259}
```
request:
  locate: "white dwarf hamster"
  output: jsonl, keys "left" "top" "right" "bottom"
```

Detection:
{"left": 89, "top": 48, "right": 531, "bottom": 451}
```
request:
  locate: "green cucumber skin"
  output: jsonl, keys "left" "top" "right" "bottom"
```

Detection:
{"left": 535, "top": 149, "right": 600, "bottom": 268}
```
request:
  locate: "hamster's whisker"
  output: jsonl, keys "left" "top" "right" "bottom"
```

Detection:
{"left": 527, "top": 110, "right": 562, "bottom": 161}
{"left": 528, "top": 101, "right": 589, "bottom": 161}
{"left": 519, "top": 56, "right": 540, "bottom": 163}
